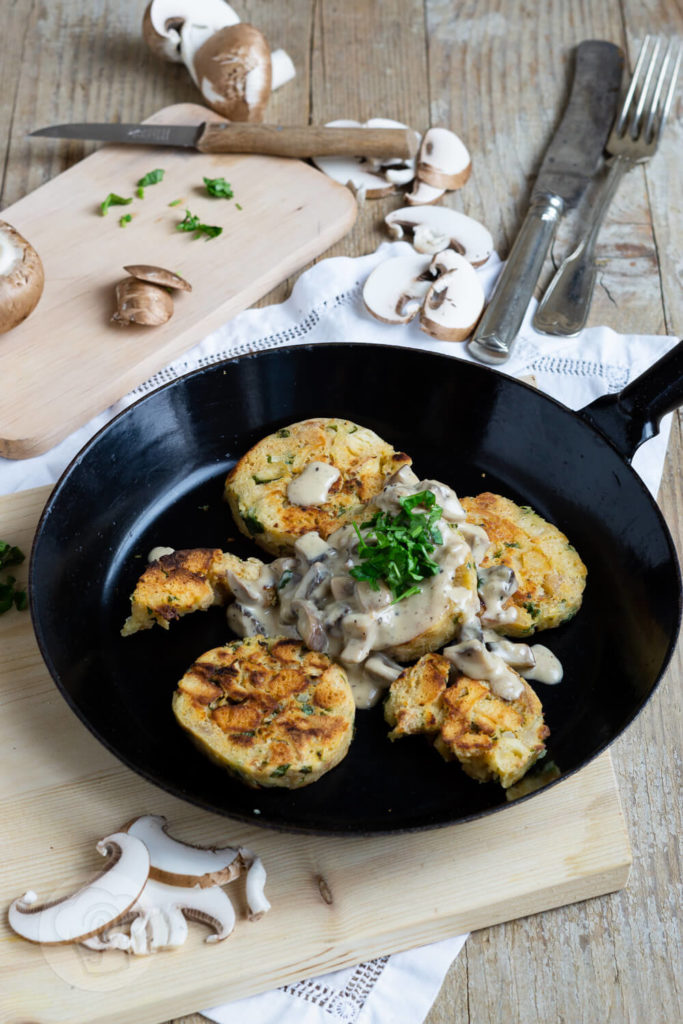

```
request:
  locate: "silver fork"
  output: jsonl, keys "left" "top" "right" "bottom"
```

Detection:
{"left": 533, "top": 36, "right": 681, "bottom": 337}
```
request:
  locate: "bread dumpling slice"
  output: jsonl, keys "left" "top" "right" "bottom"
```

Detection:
{"left": 172, "top": 635, "right": 356, "bottom": 788}
{"left": 224, "top": 417, "right": 412, "bottom": 556}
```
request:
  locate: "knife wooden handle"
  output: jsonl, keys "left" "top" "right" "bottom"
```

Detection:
{"left": 468, "top": 195, "right": 564, "bottom": 364}
{"left": 195, "top": 122, "right": 418, "bottom": 160}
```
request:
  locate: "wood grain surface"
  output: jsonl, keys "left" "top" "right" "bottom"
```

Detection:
{"left": 1, "top": 2, "right": 681, "bottom": 1023}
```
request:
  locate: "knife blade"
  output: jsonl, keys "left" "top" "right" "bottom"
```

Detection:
{"left": 468, "top": 40, "right": 623, "bottom": 365}
{"left": 29, "top": 121, "right": 418, "bottom": 160}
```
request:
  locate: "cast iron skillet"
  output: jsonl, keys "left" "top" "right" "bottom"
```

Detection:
{"left": 29, "top": 342, "right": 683, "bottom": 835}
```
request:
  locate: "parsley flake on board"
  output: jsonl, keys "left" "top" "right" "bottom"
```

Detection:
{"left": 203, "top": 176, "right": 234, "bottom": 198}
{"left": 0, "top": 541, "right": 26, "bottom": 614}
{"left": 100, "top": 193, "right": 133, "bottom": 216}
{"left": 137, "top": 168, "right": 165, "bottom": 189}
{"left": 119, "top": 213, "right": 132, "bottom": 227}
{"left": 176, "top": 209, "right": 223, "bottom": 240}
{"left": 350, "top": 490, "right": 444, "bottom": 602}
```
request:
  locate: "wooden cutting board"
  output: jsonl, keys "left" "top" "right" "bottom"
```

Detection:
{"left": 0, "top": 487, "right": 632, "bottom": 1024}
{"left": 0, "top": 105, "right": 357, "bottom": 461}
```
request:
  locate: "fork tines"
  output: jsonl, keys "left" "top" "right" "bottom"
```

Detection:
{"left": 615, "top": 35, "right": 681, "bottom": 144}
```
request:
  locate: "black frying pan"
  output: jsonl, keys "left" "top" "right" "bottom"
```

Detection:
{"left": 29, "top": 342, "right": 683, "bottom": 834}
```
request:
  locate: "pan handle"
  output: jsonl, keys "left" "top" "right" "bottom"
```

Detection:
{"left": 579, "top": 340, "right": 683, "bottom": 461}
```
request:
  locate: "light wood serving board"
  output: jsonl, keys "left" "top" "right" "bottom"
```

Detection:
{"left": 0, "top": 487, "right": 632, "bottom": 1024}
{"left": 0, "top": 105, "right": 357, "bottom": 461}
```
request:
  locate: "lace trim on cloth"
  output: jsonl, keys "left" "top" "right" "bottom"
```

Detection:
{"left": 281, "top": 957, "right": 390, "bottom": 1022}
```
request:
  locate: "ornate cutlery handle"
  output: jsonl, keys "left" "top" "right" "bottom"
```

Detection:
{"left": 468, "top": 195, "right": 563, "bottom": 364}
{"left": 533, "top": 156, "right": 631, "bottom": 336}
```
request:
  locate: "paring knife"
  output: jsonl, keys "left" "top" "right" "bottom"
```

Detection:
{"left": 29, "top": 121, "right": 418, "bottom": 160}
{"left": 468, "top": 40, "right": 623, "bottom": 365}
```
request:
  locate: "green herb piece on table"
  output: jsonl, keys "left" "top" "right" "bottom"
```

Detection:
{"left": 349, "top": 490, "right": 444, "bottom": 602}
{"left": 137, "top": 169, "right": 165, "bottom": 188}
{"left": 119, "top": 213, "right": 133, "bottom": 227}
{"left": 176, "top": 209, "right": 222, "bottom": 240}
{"left": 0, "top": 541, "right": 26, "bottom": 615}
{"left": 100, "top": 193, "right": 133, "bottom": 216}
{"left": 203, "top": 176, "right": 234, "bottom": 199}
{"left": 168, "top": 199, "right": 182, "bottom": 207}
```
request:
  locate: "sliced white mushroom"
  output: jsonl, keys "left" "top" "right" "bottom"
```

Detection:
{"left": 240, "top": 848, "right": 272, "bottom": 919}
{"left": 311, "top": 118, "right": 418, "bottom": 199}
{"left": 8, "top": 833, "right": 150, "bottom": 945}
{"left": 362, "top": 252, "right": 433, "bottom": 324}
{"left": 385, "top": 205, "right": 493, "bottom": 266}
{"left": 82, "top": 878, "right": 237, "bottom": 955}
{"left": 124, "top": 814, "right": 244, "bottom": 888}
{"left": 0, "top": 220, "right": 45, "bottom": 334}
{"left": 405, "top": 180, "right": 446, "bottom": 206}
{"left": 417, "top": 126, "right": 471, "bottom": 191}
{"left": 419, "top": 250, "right": 485, "bottom": 342}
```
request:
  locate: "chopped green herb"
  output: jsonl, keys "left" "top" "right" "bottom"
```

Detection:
{"left": 176, "top": 209, "right": 223, "bottom": 240}
{"left": 300, "top": 704, "right": 315, "bottom": 715}
{"left": 350, "top": 490, "right": 444, "bottom": 602}
{"left": 276, "top": 428, "right": 290, "bottom": 438}
{"left": 243, "top": 512, "right": 265, "bottom": 535}
{"left": 327, "top": 424, "right": 338, "bottom": 432}
{"left": 203, "top": 175, "right": 234, "bottom": 198}
{"left": 119, "top": 213, "right": 133, "bottom": 227}
{"left": 136, "top": 186, "right": 145, "bottom": 199}
{"left": 0, "top": 542, "right": 26, "bottom": 615}
{"left": 299, "top": 765, "right": 313, "bottom": 775}
{"left": 168, "top": 198, "right": 182, "bottom": 206}
{"left": 235, "top": 202, "right": 243, "bottom": 211}
{"left": 504, "top": 541, "right": 521, "bottom": 549}
{"left": 270, "top": 764, "right": 290, "bottom": 778}
{"left": 523, "top": 601, "right": 540, "bottom": 619}
{"left": 137, "top": 168, "right": 165, "bottom": 188}
{"left": 100, "top": 192, "right": 133, "bottom": 216}
{"left": 278, "top": 570, "right": 294, "bottom": 590}
{"left": 0, "top": 541, "right": 24, "bottom": 570}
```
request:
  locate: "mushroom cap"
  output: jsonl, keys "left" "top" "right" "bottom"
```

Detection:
{"left": 192, "top": 23, "right": 273, "bottom": 122}
{"left": 417, "top": 127, "right": 472, "bottom": 191}
{"left": 142, "top": 0, "right": 240, "bottom": 63}
{"left": 111, "top": 278, "right": 174, "bottom": 327}
{"left": 0, "top": 220, "right": 45, "bottom": 335}
{"left": 385, "top": 206, "right": 494, "bottom": 267}
{"left": 419, "top": 251, "right": 485, "bottom": 342}
{"left": 123, "top": 264, "right": 192, "bottom": 291}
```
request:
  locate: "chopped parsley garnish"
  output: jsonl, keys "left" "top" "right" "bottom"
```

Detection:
{"left": 350, "top": 490, "right": 443, "bottom": 602}
{"left": 203, "top": 176, "right": 234, "bottom": 198}
{"left": 168, "top": 198, "right": 182, "bottom": 206}
{"left": 270, "top": 764, "right": 290, "bottom": 777}
{"left": 136, "top": 168, "right": 165, "bottom": 198}
{"left": 0, "top": 541, "right": 26, "bottom": 615}
{"left": 243, "top": 512, "right": 265, "bottom": 535}
{"left": 176, "top": 209, "right": 223, "bottom": 240}
{"left": 119, "top": 213, "right": 132, "bottom": 227}
{"left": 100, "top": 192, "right": 133, "bottom": 216}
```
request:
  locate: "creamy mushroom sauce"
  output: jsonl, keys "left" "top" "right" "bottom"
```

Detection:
{"left": 225, "top": 466, "right": 564, "bottom": 708}
{"left": 287, "top": 461, "right": 341, "bottom": 506}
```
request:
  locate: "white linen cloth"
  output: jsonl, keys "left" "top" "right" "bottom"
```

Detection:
{"left": 0, "top": 241, "right": 677, "bottom": 1024}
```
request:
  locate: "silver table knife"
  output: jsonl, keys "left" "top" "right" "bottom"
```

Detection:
{"left": 29, "top": 121, "right": 417, "bottom": 160}
{"left": 468, "top": 40, "right": 623, "bottom": 365}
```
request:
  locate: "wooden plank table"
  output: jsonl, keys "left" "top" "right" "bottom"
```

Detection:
{"left": 1, "top": 2, "right": 681, "bottom": 1022}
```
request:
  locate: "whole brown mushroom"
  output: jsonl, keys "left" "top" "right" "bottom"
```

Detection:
{"left": 0, "top": 221, "right": 45, "bottom": 334}
{"left": 191, "top": 24, "right": 273, "bottom": 122}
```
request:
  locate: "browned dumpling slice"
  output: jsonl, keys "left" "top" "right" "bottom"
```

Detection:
{"left": 384, "top": 653, "right": 450, "bottom": 738}
{"left": 121, "top": 548, "right": 268, "bottom": 636}
{"left": 461, "top": 492, "right": 587, "bottom": 636}
{"left": 172, "top": 636, "right": 355, "bottom": 789}
{"left": 224, "top": 417, "right": 412, "bottom": 556}
{"left": 433, "top": 673, "right": 549, "bottom": 789}
{"left": 384, "top": 652, "right": 549, "bottom": 789}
